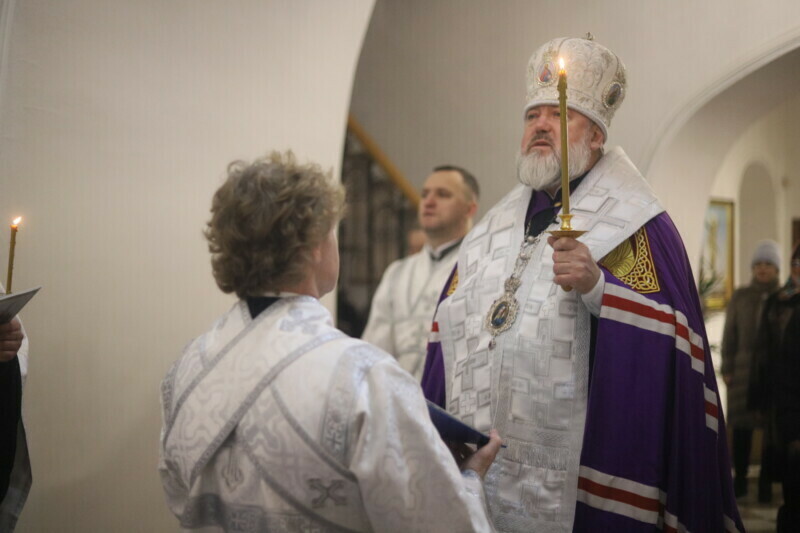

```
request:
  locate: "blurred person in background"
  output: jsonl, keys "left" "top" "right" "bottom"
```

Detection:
{"left": 722, "top": 240, "right": 781, "bottom": 500}
{"left": 362, "top": 165, "right": 479, "bottom": 380}
{"left": 752, "top": 243, "right": 800, "bottom": 532}
{"left": 0, "top": 312, "right": 29, "bottom": 532}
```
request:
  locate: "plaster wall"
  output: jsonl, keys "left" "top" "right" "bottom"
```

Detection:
{"left": 0, "top": 1, "right": 374, "bottom": 530}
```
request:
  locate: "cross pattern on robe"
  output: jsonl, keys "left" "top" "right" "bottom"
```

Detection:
{"left": 308, "top": 478, "right": 347, "bottom": 508}
{"left": 574, "top": 194, "right": 629, "bottom": 237}
{"left": 459, "top": 390, "right": 478, "bottom": 414}
{"left": 279, "top": 307, "right": 327, "bottom": 334}
{"left": 228, "top": 509, "right": 258, "bottom": 530}
{"left": 460, "top": 350, "right": 488, "bottom": 391}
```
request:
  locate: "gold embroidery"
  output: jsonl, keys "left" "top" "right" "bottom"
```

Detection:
{"left": 446, "top": 270, "right": 459, "bottom": 296}
{"left": 600, "top": 227, "right": 661, "bottom": 294}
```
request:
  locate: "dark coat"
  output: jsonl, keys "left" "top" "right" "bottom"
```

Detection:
{"left": 722, "top": 279, "right": 777, "bottom": 428}
{"left": 751, "top": 283, "right": 800, "bottom": 442}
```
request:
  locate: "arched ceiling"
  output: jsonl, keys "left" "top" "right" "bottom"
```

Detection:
{"left": 648, "top": 43, "right": 800, "bottom": 267}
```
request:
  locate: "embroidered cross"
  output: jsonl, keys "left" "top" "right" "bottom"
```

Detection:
{"left": 459, "top": 391, "right": 478, "bottom": 414}
{"left": 308, "top": 478, "right": 347, "bottom": 508}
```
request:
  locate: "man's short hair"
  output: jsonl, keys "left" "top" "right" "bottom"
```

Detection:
{"left": 432, "top": 165, "right": 480, "bottom": 202}
{"left": 204, "top": 150, "right": 345, "bottom": 299}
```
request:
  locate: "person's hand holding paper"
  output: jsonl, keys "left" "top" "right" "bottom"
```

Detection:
{"left": 0, "top": 317, "right": 23, "bottom": 362}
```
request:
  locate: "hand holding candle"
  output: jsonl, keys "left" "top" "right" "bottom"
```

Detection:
{"left": 548, "top": 57, "right": 586, "bottom": 291}
{"left": 6, "top": 217, "right": 21, "bottom": 293}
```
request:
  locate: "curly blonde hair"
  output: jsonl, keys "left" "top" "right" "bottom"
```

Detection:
{"left": 204, "top": 151, "right": 345, "bottom": 298}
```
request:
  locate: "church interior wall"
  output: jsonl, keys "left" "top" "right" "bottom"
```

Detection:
{"left": 0, "top": 0, "right": 374, "bottom": 530}
{"left": 1, "top": 0, "right": 800, "bottom": 529}
{"left": 709, "top": 93, "right": 800, "bottom": 283}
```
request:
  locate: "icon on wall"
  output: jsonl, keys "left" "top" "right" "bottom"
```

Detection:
{"left": 699, "top": 199, "right": 734, "bottom": 312}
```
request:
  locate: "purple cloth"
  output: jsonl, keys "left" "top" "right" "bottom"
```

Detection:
{"left": 421, "top": 211, "right": 743, "bottom": 532}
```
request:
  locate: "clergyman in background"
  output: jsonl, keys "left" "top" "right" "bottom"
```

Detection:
{"left": 362, "top": 165, "right": 479, "bottom": 380}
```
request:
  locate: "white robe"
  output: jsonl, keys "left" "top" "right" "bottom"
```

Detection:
{"left": 362, "top": 245, "right": 458, "bottom": 380}
{"left": 437, "top": 148, "right": 664, "bottom": 532}
{"left": 160, "top": 295, "right": 494, "bottom": 533}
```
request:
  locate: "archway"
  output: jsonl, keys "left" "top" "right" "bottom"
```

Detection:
{"left": 646, "top": 42, "right": 800, "bottom": 272}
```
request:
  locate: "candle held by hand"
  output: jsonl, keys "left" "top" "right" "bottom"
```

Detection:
{"left": 6, "top": 217, "right": 21, "bottom": 293}
{"left": 557, "top": 57, "right": 570, "bottom": 216}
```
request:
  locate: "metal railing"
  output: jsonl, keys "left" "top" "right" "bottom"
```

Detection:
{"left": 336, "top": 115, "right": 419, "bottom": 337}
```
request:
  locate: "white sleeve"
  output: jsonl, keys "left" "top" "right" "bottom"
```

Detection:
{"left": 361, "top": 263, "right": 398, "bottom": 355}
{"left": 17, "top": 319, "right": 28, "bottom": 386}
{"left": 349, "top": 358, "right": 494, "bottom": 533}
{"left": 580, "top": 272, "right": 605, "bottom": 317}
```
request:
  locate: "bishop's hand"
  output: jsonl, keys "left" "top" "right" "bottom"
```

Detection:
{"left": 548, "top": 236, "right": 600, "bottom": 294}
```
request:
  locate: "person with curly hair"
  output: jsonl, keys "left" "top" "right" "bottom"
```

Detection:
{"left": 159, "top": 151, "right": 502, "bottom": 532}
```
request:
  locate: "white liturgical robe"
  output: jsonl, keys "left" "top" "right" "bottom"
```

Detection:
{"left": 363, "top": 242, "right": 459, "bottom": 380}
{"left": 160, "top": 295, "right": 494, "bottom": 533}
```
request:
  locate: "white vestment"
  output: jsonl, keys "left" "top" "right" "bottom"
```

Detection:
{"left": 0, "top": 308, "right": 31, "bottom": 533}
{"left": 363, "top": 244, "right": 458, "bottom": 380}
{"left": 160, "top": 295, "right": 494, "bottom": 533}
{"left": 437, "top": 148, "right": 663, "bottom": 532}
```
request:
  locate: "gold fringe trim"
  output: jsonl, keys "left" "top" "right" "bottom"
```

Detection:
{"left": 446, "top": 271, "right": 459, "bottom": 297}
{"left": 600, "top": 227, "right": 661, "bottom": 294}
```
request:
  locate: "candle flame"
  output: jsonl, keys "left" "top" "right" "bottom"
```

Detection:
{"left": 11, "top": 217, "right": 21, "bottom": 226}
{"left": 559, "top": 57, "right": 565, "bottom": 71}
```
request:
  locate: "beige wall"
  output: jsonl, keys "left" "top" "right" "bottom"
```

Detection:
{"left": 351, "top": 0, "right": 800, "bottom": 271}
{"left": 709, "top": 93, "right": 800, "bottom": 284}
{"left": 0, "top": 0, "right": 374, "bottom": 530}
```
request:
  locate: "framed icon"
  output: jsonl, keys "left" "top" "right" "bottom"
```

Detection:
{"left": 699, "top": 199, "right": 734, "bottom": 312}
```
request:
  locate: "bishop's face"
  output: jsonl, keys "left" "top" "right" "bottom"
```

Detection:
{"left": 516, "top": 105, "right": 602, "bottom": 190}
{"left": 520, "top": 105, "right": 594, "bottom": 157}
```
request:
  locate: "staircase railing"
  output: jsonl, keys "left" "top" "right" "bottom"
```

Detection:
{"left": 336, "top": 114, "right": 419, "bottom": 337}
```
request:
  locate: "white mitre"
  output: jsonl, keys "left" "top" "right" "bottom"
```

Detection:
{"left": 524, "top": 35, "right": 627, "bottom": 138}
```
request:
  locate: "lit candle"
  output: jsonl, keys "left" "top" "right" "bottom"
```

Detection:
{"left": 6, "top": 217, "right": 21, "bottom": 293}
{"left": 557, "top": 57, "right": 570, "bottom": 215}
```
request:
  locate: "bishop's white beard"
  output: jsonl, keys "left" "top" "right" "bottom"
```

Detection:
{"left": 516, "top": 131, "right": 593, "bottom": 190}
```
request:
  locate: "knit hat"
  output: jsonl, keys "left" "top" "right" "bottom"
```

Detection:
{"left": 751, "top": 239, "right": 781, "bottom": 268}
{"left": 524, "top": 36, "right": 626, "bottom": 139}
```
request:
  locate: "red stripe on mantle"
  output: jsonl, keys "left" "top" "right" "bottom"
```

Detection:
{"left": 577, "top": 476, "right": 661, "bottom": 512}
{"left": 603, "top": 294, "right": 674, "bottom": 326}
{"left": 603, "top": 293, "right": 704, "bottom": 363}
